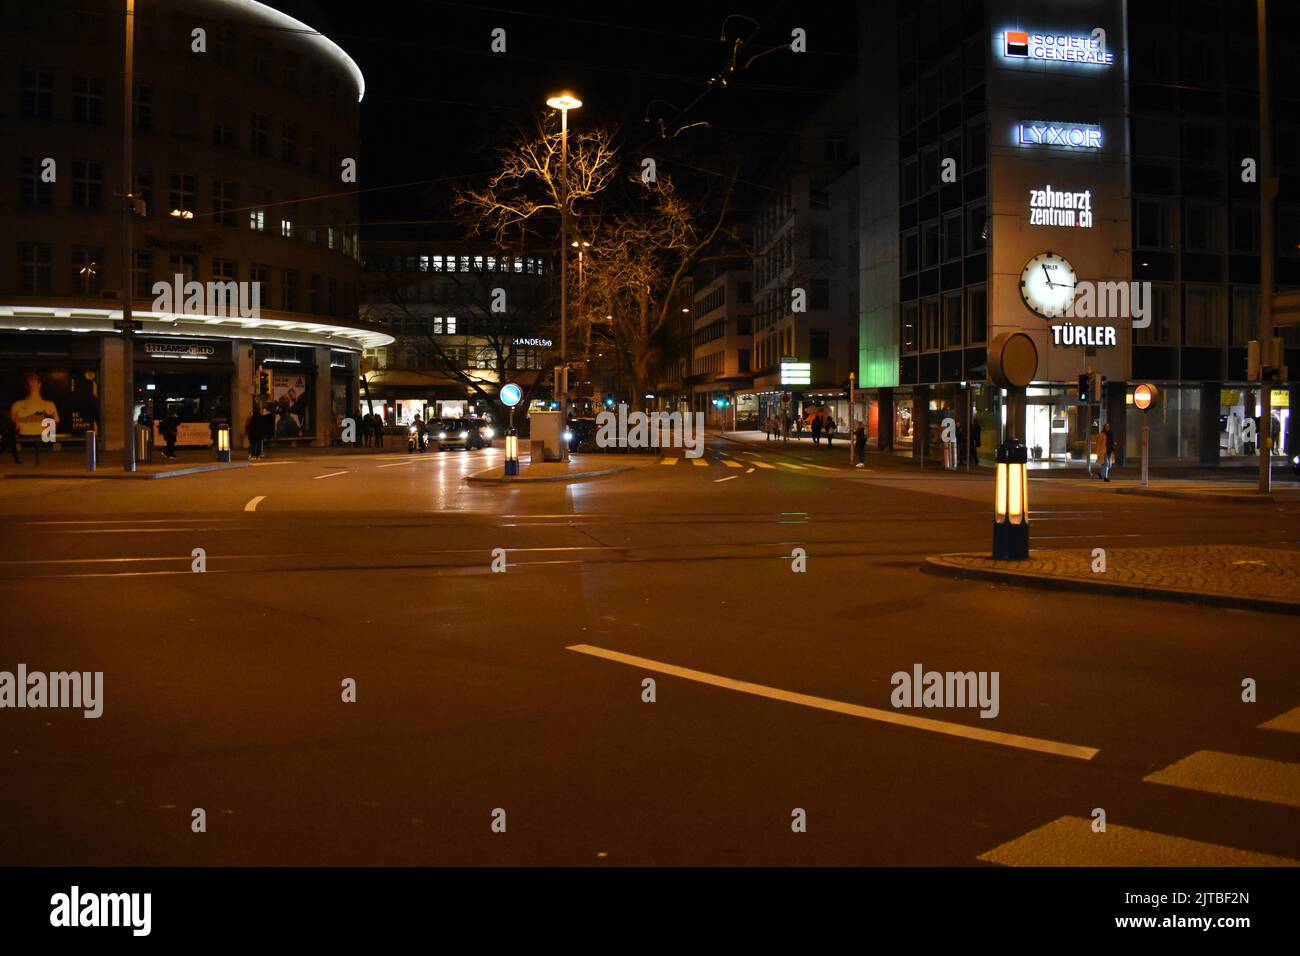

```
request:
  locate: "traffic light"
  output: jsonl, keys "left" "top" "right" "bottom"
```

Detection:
{"left": 1078, "top": 373, "right": 1090, "bottom": 403}
{"left": 258, "top": 368, "right": 271, "bottom": 399}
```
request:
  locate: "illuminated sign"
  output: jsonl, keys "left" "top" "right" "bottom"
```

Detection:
{"left": 144, "top": 342, "right": 215, "bottom": 358}
{"left": 780, "top": 359, "right": 811, "bottom": 386}
{"left": 1004, "top": 30, "right": 1113, "bottom": 66}
{"left": 1133, "top": 383, "right": 1158, "bottom": 410}
{"left": 1029, "top": 186, "right": 1094, "bottom": 228}
{"left": 1050, "top": 323, "right": 1117, "bottom": 347}
{"left": 513, "top": 337, "right": 552, "bottom": 348}
{"left": 1017, "top": 123, "right": 1102, "bottom": 149}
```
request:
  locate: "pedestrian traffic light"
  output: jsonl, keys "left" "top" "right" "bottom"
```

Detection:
{"left": 1078, "top": 374, "right": 1090, "bottom": 403}
{"left": 258, "top": 368, "right": 271, "bottom": 399}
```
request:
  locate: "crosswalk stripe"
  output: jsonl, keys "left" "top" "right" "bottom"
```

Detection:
{"left": 778, "top": 461, "right": 806, "bottom": 470}
{"left": 659, "top": 458, "right": 678, "bottom": 466}
{"left": 978, "top": 815, "right": 1298, "bottom": 867}
{"left": 1260, "top": 706, "right": 1300, "bottom": 734}
{"left": 752, "top": 461, "right": 774, "bottom": 469}
{"left": 722, "top": 459, "right": 742, "bottom": 468}
{"left": 1143, "top": 751, "right": 1300, "bottom": 808}
{"left": 691, "top": 458, "right": 710, "bottom": 467}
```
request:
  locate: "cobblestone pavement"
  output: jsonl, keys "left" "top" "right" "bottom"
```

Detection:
{"left": 926, "top": 545, "right": 1300, "bottom": 613}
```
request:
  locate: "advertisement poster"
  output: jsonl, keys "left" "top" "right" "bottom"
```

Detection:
{"left": 2, "top": 367, "right": 99, "bottom": 439}
{"left": 271, "top": 371, "right": 312, "bottom": 437}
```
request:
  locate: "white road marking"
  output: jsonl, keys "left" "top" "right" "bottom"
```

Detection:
{"left": 659, "top": 458, "right": 678, "bottom": 466}
{"left": 1260, "top": 706, "right": 1300, "bottom": 734}
{"left": 313, "top": 470, "right": 349, "bottom": 480}
{"left": 745, "top": 468, "right": 755, "bottom": 474}
{"left": 567, "top": 644, "right": 1098, "bottom": 761}
{"left": 714, "top": 475, "right": 739, "bottom": 483}
{"left": 1144, "top": 751, "right": 1300, "bottom": 808}
{"left": 752, "top": 461, "right": 774, "bottom": 469}
{"left": 243, "top": 496, "right": 266, "bottom": 512}
{"left": 777, "top": 461, "right": 806, "bottom": 470}
{"left": 378, "top": 459, "right": 418, "bottom": 468}
{"left": 691, "top": 458, "right": 709, "bottom": 467}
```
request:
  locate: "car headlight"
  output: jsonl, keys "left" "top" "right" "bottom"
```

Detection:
{"left": 459, "top": 431, "right": 468, "bottom": 439}
{"left": 1294, "top": 454, "right": 1299, "bottom": 465}
{"left": 484, "top": 428, "right": 494, "bottom": 439}
{"left": 438, "top": 431, "right": 447, "bottom": 439}
{"left": 563, "top": 430, "right": 574, "bottom": 441}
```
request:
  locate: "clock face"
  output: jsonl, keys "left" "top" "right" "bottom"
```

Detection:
{"left": 1020, "top": 252, "right": 1078, "bottom": 318}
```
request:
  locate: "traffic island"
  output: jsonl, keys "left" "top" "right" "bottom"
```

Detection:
{"left": 466, "top": 455, "right": 655, "bottom": 484}
{"left": 923, "top": 545, "right": 1300, "bottom": 615}
{"left": 1114, "top": 481, "right": 1298, "bottom": 504}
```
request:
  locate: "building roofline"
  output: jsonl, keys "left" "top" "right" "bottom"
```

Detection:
{"left": 220, "top": 0, "right": 366, "bottom": 101}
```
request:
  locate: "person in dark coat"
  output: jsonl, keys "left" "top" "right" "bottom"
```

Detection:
{"left": 0, "top": 410, "right": 21, "bottom": 464}
{"left": 853, "top": 422, "right": 867, "bottom": 468}
{"left": 158, "top": 409, "right": 180, "bottom": 460}
{"left": 811, "top": 414, "right": 823, "bottom": 446}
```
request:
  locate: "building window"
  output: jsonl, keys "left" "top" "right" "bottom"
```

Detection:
{"left": 20, "top": 69, "right": 54, "bottom": 119}
{"left": 966, "top": 122, "right": 987, "bottom": 170}
{"left": 71, "top": 246, "right": 103, "bottom": 295}
{"left": 901, "top": 301, "right": 918, "bottom": 354}
{"left": 280, "top": 217, "right": 294, "bottom": 238}
{"left": 810, "top": 278, "right": 830, "bottom": 310}
{"left": 249, "top": 111, "right": 269, "bottom": 155}
{"left": 1230, "top": 287, "right": 1259, "bottom": 346}
{"left": 72, "top": 76, "right": 104, "bottom": 123}
{"left": 211, "top": 258, "right": 237, "bottom": 311}
{"left": 171, "top": 92, "right": 198, "bottom": 139}
{"left": 19, "top": 157, "right": 54, "bottom": 208}
{"left": 943, "top": 292, "right": 962, "bottom": 347}
{"left": 277, "top": 268, "right": 295, "bottom": 310}
{"left": 943, "top": 211, "right": 962, "bottom": 261}
{"left": 132, "top": 250, "right": 152, "bottom": 298}
{"left": 132, "top": 84, "right": 153, "bottom": 131}
{"left": 281, "top": 123, "right": 298, "bottom": 164}
{"left": 71, "top": 160, "right": 103, "bottom": 209}
{"left": 809, "top": 226, "right": 830, "bottom": 259}
{"left": 921, "top": 221, "right": 940, "bottom": 269}
{"left": 1184, "top": 285, "right": 1226, "bottom": 345}
{"left": 1135, "top": 283, "right": 1176, "bottom": 345}
{"left": 19, "top": 242, "right": 53, "bottom": 293}
{"left": 921, "top": 146, "right": 939, "bottom": 195}
{"left": 1136, "top": 198, "right": 1174, "bottom": 249}
{"left": 213, "top": 122, "right": 234, "bottom": 148}
{"left": 965, "top": 286, "right": 987, "bottom": 344}
{"left": 249, "top": 207, "right": 266, "bottom": 231}
{"left": 250, "top": 264, "right": 270, "bottom": 307}
{"left": 1182, "top": 123, "right": 1219, "bottom": 167}
{"left": 1231, "top": 203, "right": 1259, "bottom": 253}
{"left": 169, "top": 173, "right": 196, "bottom": 217}
{"left": 252, "top": 40, "right": 272, "bottom": 83}
{"left": 902, "top": 229, "right": 919, "bottom": 274}
{"left": 810, "top": 328, "right": 830, "bottom": 359}
{"left": 966, "top": 204, "right": 987, "bottom": 252}
{"left": 309, "top": 273, "right": 321, "bottom": 313}
{"left": 809, "top": 178, "right": 830, "bottom": 210}
{"left": 215, "top": 26, "right": 237, "bottom": 69}
{"left": 168, "top": 253, "right": 197, "bottom": 284}
{"left": 921, "top": 297, "right": 941, "bottom": 351}
{"left": 1184, "top": 202, "right": 1224, "bottom": 253}
{"left": 213, "top": 180, "right": 235, "bottom": 225}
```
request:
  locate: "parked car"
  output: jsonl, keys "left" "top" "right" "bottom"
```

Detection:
{"left": 468, "top": 419, "right": 495, "bottom": 448}
{"left": 566, "top": 416, "right": 598, "bottom": 452}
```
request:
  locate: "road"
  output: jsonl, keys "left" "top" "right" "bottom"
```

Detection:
{"left": 1, "top": 436, "right": 1298, "bottom": 866}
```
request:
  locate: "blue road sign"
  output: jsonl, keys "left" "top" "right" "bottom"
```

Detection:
{"left": 500, "top": 383, "right": 523, "bottom": 407}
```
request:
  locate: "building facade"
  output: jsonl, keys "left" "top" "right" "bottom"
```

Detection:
{"left": 858, "top": 0, "right": 1300, "bottom": 466}
{"left": 1, "top": 0, "right": 381, "bottom": 451}
{"left": 686, "top": 264, "right": 753, "bottom": 428}
{"left": 359, "top": 241, "right": 554, "bottom": 423}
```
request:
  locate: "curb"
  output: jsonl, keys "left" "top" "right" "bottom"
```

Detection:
{"left": 1115, "top": 486, "right": 1281, "bottom": 504}
{"left": 466, "top": 464, "right": 634, "bottom": 484}
{"left": 3, "top": 462, "right": 251, "bottom": 480}
{"left": 921, "top": 554, "right": 1300, "bottom": 616}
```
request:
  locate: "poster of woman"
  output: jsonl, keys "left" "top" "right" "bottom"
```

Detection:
{"left": 3, "top": 368, "right": 99, "bottom": 439}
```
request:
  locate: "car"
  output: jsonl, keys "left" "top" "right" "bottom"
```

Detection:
{"left": 467, "top": 419, "right": 495, "bottom": 448}
{"left": 435, "top": 418, "right": 492, "bottom": 451}
{"left": 566, "top": 417, "right": 598, "bottom": 452}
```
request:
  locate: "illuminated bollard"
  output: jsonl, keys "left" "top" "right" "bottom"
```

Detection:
{"left": 504, "top": 429, "right": 519, "bottom": 476}
{"left": 992, "top": 439, "right": 1029, "bottom": 560}
{"left": 215, "top": 424, "right": 231, "bottom": 463}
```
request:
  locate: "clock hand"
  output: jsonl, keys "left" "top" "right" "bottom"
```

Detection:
{"left": 1041, "top": 263, "right": 1055, "bottom": 287}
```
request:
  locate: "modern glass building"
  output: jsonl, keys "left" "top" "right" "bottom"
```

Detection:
{"left": 858, "top": 0, "right": 1300, "bottom": 466}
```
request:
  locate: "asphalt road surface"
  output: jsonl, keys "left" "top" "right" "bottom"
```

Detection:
{"left": 1, "top": 437, "right": 1298, "bottom": 866}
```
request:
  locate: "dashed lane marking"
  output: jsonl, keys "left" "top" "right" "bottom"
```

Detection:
{"left": 714, "top": 475, "right": 739, "bottom": 483}
{"left": 1260, "top": 706, "right": 1300, "bottom": 734}
{"left": 745, "top": 468, "right": 755, "bottom": 474}
{"left": 1143, "top": 751, "right": 1300, "bottom": 809}
{"left": 752, "top": 461, "right": 774, "bottom": 469}
{"left": 978, "top": 816, "right": 1297, "bottom": 867}
{"left": 566, "top": 644, "right": 1098, "bottom": 760}
{"left": 313, "top": 470, "right": 349, "bottom": 480}
{"left": 243, "top": 496, "right": 266, "bottom": 512}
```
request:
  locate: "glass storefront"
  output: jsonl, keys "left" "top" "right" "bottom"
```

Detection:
{"left": 1218, "top": 386, "right": 1290, "bottom": 461}
{"left": 894, "top": 397, "right": 914, "bottom": 448}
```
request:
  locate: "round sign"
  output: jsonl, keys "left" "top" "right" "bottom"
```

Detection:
{"left": 500, "top": 383, "right": 522, "bottom": 407}
{"left": 988, "top": 331, "right": 1039, "bottom": 388}
{"left": 1133, "top": 383, "right": 1157, "bottom": 411}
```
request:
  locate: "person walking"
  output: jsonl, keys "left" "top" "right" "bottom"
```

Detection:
{"left": 1, "top": 410, "right": 21, "bottom": 464}
{"left": 1097, "top": 421, "right": 1114, "bottom": 482}
{"left": 853, "top": 422, "right": 867, "bottom": 468}
{"left": 825, "top": 415, "right": 836, "bottom": 448}
{"left": 159, "top": 408, "right": 180, "bottom": 460}
{"left": 811, "top": 413, "right": 823, "bottom": 446}
{"left": 970, "top": 417, "right": 982, "bottom": 466}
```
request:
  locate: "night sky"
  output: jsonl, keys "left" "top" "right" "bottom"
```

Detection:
{"left": 279, "top": 0, "right": 858, "bottom": 239}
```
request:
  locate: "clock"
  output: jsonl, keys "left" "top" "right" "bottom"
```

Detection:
{"left": 1019, "top": 251, "right": 1078, "bottom": 318}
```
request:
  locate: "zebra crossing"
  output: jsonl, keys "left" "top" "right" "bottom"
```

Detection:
{"left": 656, "top": 453, "right": 833, "bottom": 473}
{"left": 979, "top": 706, "right": 1300, "bottom": 866}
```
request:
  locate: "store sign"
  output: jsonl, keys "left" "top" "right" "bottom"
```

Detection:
{"left": 145, "top": 343, "right": 215, "bottom": 358}
{"left": 1017, "top": 123, "right": 1103, "bottom": 150}
{"left": 1029, "top": 186, "right": 1093, "bottom": 228}
{"left": 1050, "top": 323, "right": 1117, "bottom": 347}
{"left": 513, "top": 337, "right": 552, "bottom": 348}
{"left": 1004, "top": 30, "right": 1113, "bottom": 66}
{"left": 780, "top": 360, "right": 811, "bottom": 387}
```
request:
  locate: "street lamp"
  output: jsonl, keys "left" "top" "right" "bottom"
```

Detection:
{"left": 572, "top": 238, "right": 592, "bottom": 383}
{"left": 993, "top": 439, "right": 1029, "bottom": 560}
{"left": 546, "top": 91, "right": 581, "bottom": 460}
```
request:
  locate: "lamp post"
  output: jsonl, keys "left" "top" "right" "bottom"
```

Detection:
{"left": 1257, "top": 0, "right": 1275, "bottom": 493}
{"left": 546, "top": 91, "right": 581, "bottom": 460}
{"left": 993, "top": 439, "right": 1029, "bottom": 560}
{"left": 572, "top": 238, "right": 591, "bottom": 388}
{"left": 120, "top": 0, "right": 137, "bottom": 472}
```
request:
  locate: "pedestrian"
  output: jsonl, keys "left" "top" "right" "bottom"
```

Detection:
{"left": 244, "top": 408, "right": 262, "bottom": 460}
{"left": 854, "top": 422, "right": 867, "bottom": 468}
{"left": 811, "top": 414, "right": 823, "bottom": 446}
{"left": 1, "top": 410, "right": 21, "bottom": 464}
{"left": 260, "top": 405, "right": 276, "bottom": 458}
{"left": 825, "top": 415, "right": 836, "bottom": 448}
{"left": 796, "top": 415, "right": 805, "bottom": 439}
{"left": 373, "top": 413, "right": 384, "bottom": 448}
{"left": 159, "top": 408, "right": 180, "bottom": 460}
{"left": 970, "top": 418, "right": 982, "bottom": 466}
{"left": 1097, "top": 421, "right": 1114, "bottom": 482}
{"left": 415, "top": 415, "right": 428, "bottom": 452}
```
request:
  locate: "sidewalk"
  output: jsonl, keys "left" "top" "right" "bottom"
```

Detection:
{"left": 924, "top": 545, "right": 1300, "bottom": 615}
{"left": 466, "top": 453, "right": 657, "bottom": 484}
{"left": 0, "top": 447, "right": 249, "bottom": 480}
